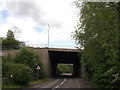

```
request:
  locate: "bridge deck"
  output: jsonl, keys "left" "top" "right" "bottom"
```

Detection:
{"left": 32, "top": 47, "right": 81, "bottom": 52}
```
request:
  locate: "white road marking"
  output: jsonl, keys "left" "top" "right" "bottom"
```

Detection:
{"left": 55, "top": 85, "right": 59, "bottom": 88}
{"left": 60, "top": 81, "right": 64, "bottom": 85}
{"left": 52, "top": 85, "right": 59, "bottom": 90}
{"left": 60, "top": 78, "right": 66, "bottom": 85}
{"left": 64, "top": 78, "right": 66, "bottom": 82}
{"left": 52, "top": 78, "right": 66, "bottom": 90}
{"left": 41, "top": 79, "right": 60, "bottom": 88}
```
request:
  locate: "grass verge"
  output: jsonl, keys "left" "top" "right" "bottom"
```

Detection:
{"left": 3, "top": 85, "right": 27, "bottom": 88}
{"left": 3, "top": 78, "right": 52, "bottom": 88}
{"left": 28, "top": 78, "right": 52, "bottom": 86}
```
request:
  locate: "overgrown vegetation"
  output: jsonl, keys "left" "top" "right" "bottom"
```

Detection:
{"left": 58, "top": 64, "right": 73, "bottom": 74}
{"left": 73, "top": 2, "right": 120, "bottom": 88}
{"left": 3, "top": 63, "right": 32, "bottom": 85}
{"left": 2, "top": 47, "right": 45, "bottom": 87}
{"left": 3, "top": 78, "right": 52, "bottom": 88}
{"left": 2, "top": 38, "right": 20, "bottom": 49}
{"left": 15, "top": 47, "right": 45, "bottom": 79}
{"left": 2, "top": 30, "right": 20, "bottom": 50}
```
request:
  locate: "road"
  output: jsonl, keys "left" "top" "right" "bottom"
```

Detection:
{"left": 28, "top": 75, "right": 92, "bottom": 89}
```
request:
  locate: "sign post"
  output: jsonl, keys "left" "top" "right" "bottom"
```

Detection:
{"left": 36, "top": 66, "right": 40, "bottom": 79}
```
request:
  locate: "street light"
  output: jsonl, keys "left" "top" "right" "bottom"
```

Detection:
{"left": 48, "top": 24, "right": 50, "bottom": 48}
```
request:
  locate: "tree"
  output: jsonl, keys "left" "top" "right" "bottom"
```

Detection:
{"left": 15, "top": 47, "right": 45, "bottom": 79}
{"left": 0, "top": 38, "right": 3, "bottom": 49}
{"left": 7, "top": 30, "right": 14, "bottom": 39}
{"left": 73, "top": 1, "right": 120, "bottom": 88}
{"left": 2, "top": 29, "right": 20, "bottom": 50}
{"left": 11, "top": 26, "right": 22, "bottom": 39}
{"left": 2, "top": 38, "right": 20, "bottom": 49}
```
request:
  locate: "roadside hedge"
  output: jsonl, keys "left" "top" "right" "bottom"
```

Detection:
{"left": 2, "top": 47, "right": 45, "bottom": 87}
{"left": 3, "top": 62, "right": 32, "bottom": 86}
{"left": 15, "top": 47, "right": 45, "bottom": 79}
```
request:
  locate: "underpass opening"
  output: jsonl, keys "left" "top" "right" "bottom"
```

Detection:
{"left": 57, "top": 63, "right": 73, "bottom": 77}
{"left": 48, "top": 50, "right": 81, "bottom": 78}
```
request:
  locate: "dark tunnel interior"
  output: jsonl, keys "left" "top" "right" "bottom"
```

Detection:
{"left": 48, "top": 51, "right": 81, "bottom": 77}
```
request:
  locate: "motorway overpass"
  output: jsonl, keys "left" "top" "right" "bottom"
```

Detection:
{"left": 32, "top": 48, "right": 82, "bottom": 77}
{"left": 2, "top": 48, "right": 83, "bottom": 77}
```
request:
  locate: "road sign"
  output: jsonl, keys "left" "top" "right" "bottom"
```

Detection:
{"left": 36, "top": 66, "right": 40, "bottom": 70}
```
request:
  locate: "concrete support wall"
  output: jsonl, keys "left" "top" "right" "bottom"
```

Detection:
{"left": 32, "top": 48, "right": 52, "bottom": 77}
{"left": 2, "top": 48, "right": 52, "bottom": 77}
{"left": 2, "top": 50, "right": 19, "bottom": 56}
{"left": 81, "top": 64, "right": 89, "bottom": 80}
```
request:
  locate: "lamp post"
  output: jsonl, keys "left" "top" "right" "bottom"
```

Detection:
{"left": 48, "top": 24, "right": 50, "bottom": 48}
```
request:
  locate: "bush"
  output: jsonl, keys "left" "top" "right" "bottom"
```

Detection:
{"left": 93, "top": 65, "right": 120, "bottom": 88}
{"left": 2, "top": 55, "right": 15, "bottom": 79}
{"left": 3, "top": 62, "right": 32, "bottom": 86}
{"left": 15, "top": 47, "right": 45, "bottom": 79}
{"left": 2, "top": 47, "right": 46, "bottom": 87}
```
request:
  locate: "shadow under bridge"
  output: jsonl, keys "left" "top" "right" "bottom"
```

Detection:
{"left": 48, "top": 49, "right": 81, "bottom": 77}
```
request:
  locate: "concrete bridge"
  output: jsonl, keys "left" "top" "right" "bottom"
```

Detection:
{"left": 31, "top": 48, "right": 82, "bottom": 77}
{"left": 2, "top": 48, "right": 82, "bottom": 77}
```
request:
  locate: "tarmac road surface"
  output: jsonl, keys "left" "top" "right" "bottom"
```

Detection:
{"left": 27, "top": 75, "right": 92, "bottom": 89}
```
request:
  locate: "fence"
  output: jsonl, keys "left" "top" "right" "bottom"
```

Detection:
{"left": 1, "top": 44, "right": 78, "bottom": 50}
{"left": 27, "top": 44, "right": 78, "bottom": 49}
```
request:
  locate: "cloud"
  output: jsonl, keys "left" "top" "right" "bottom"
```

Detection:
{"left": 0, "top": 0, "right": 79, "bottom": 48}
{"left": 5, "top": 1, "right": 63, "bottom": 28}
{"left": 0, "top": 16, "right": 48, "bottom": 43}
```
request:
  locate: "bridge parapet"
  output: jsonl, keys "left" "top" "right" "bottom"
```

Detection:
{"left": 31, "top": 47, "right": 82, "bottom": 52}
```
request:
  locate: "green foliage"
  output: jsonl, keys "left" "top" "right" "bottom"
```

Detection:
{"left": 2, "top": 29, "right": 20, "bottom": 50}
{"left": 7, "top": 30, "right": 14, "bottom": 39}
{"left": 15, "top": 47, "right": 45, "bottom": 79}
{"left": 2, "top": 56, "right": 32, "bottom": 86}
{"left": 3, "top": 63, "right": 32, "bottom": 85}
{"left": 58, "top": 64, "right": 73, "bottom": 74}
{"left": 0, "top": 38, "right": 3, "bottom": 50}
{"left": 2, "top": 38, "right": 20, "bottom": 49}
{"left": 2, "top": 47, "right": 45, "bottom": 87}
{"left": 73, "top": 2, "right": 120, "bottom": 88}
{"left": 2, "top": 55, "right": 15, "bottom": 78}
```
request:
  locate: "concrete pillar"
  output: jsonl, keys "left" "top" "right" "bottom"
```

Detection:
{"left": 32, "top": 48, "right": 52, "bottom": 77}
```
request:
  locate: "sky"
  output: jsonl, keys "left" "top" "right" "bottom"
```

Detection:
{"left": 0, "top": 0, "right": 80, "bottom": 48}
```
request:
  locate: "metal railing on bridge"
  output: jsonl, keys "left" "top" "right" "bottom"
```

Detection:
{"left": 27, "top": 44, "right": 78, "bottom": 49}
{"left": 1, "top": 44, "right": 78, "bottom": 50}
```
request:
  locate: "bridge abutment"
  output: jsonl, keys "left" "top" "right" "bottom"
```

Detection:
{"left": 2, "top": 48, "right": 82, "bottom": 77}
